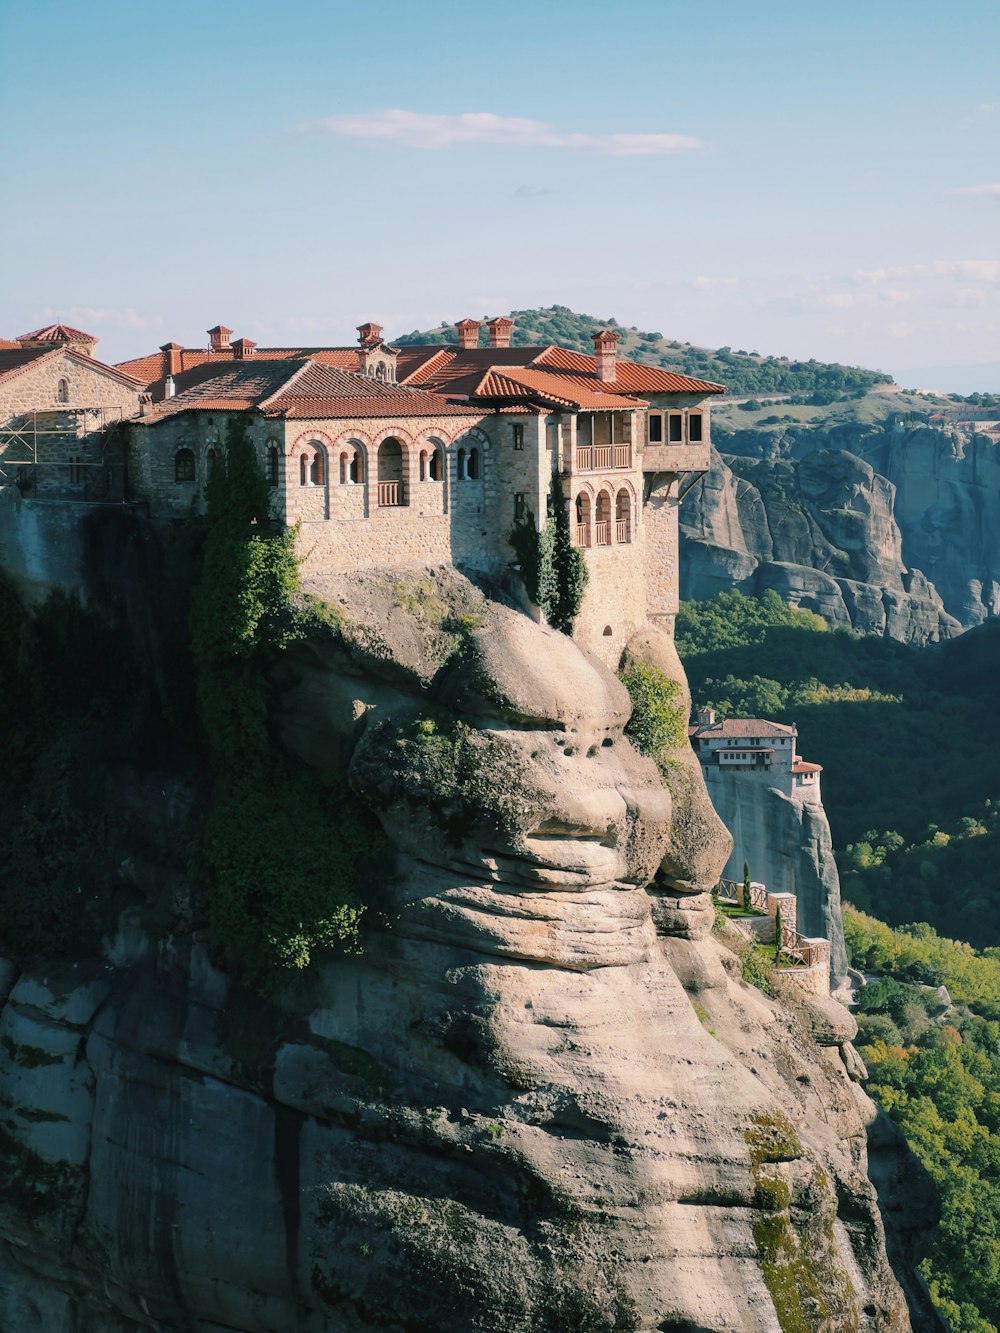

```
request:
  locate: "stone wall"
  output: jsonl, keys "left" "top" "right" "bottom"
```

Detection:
{"left": 0, "top": 353, "right": 141, "bottom": 501}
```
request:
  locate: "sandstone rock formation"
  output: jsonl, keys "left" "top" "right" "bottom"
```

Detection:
{"left": 0, "top": 568, "right": 939, "bottom": 1331}
{"left": 679, "top": 412, "right": 1000, "bottom": 642}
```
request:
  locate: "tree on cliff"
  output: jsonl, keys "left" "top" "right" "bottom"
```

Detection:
{"left": 190, "top": 418, "right": 372, "bottom": 984}
{"left": 509, "top": 470, "right": 587, "bottom": 636}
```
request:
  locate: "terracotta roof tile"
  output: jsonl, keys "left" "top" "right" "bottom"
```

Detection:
{"left": 792, "top": 761, "right": 822, "bottom": 773}
{"left": 0, "top": 347, "right": 58, "bottom": 382}
{"left": 17, "top": 323, "right": 98, "bottom": 344}
{"left": 535, "top": 345, "right": 724, "bottom": 393}
{"left": 117, "top": 346, "right": 361, "bottom": 388}
{"left": 693, "top": 718, "right": 797, "bottom": 739}
{"left": 274, "top": 394, "right": 481, "bottom": 420}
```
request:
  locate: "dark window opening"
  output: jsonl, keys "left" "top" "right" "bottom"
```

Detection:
{"left": 668, "top": 413, "right": 683, "bottom": 443}
{"left": 513, "top": 423, "right": 524, "bottom": 450}
{"left": 648, "top": 413, "right": 663, "bottom": 444}
{"left": 175, "top": 448, "right": 195, "bottom": 482}
{"left": 688, "top": 413, "right": 703, "bottom": 442}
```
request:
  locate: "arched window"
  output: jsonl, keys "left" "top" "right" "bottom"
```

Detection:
{"left": 456, "top": 447, "right": 466, "bottom": 480}
{"left": 428, "top": 445, "right": 442, "bottom": 481}
{"left": 56, "top": 378, "right": 69, "bottom": 404}
{"left": 350, "top": 451, "right": 363, "bottom": 484}
{"left": 206, "top": 448, "right": 217, "bottom": 478}
{"left": 575, "top": 493, "right": 592, "bottom": 547}
{"left": 615, "top": 488, "right": 632, "bottom": 544}
{"left": 467, "top": 448, "right": 479, "bottom": 480}
{"left": 595, "top": 491, "right": 611, "bottom": 545}
{"left": 267, "top": 444, "right": 279, "bottom": 486}
{"left": 299, "top": 443, "right": 326, "bottom": 486}
{"left": 175, "top": 448, "right": 195, "bottom": 482}
{"left": 377, "top": 437, "right": 406, "bottom": 507}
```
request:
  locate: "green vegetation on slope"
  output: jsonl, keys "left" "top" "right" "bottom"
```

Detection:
{"left": 190, "top": 418, "right": 379, "bottom": 984}
{"left": 846, "top": 907, "right": 1000, "bottom": 1333}
{"left": 395, "top": 305, "right": 893, "bottom": 398}
{"left": 675, "top": 590, "right": 1000, "bottom": 948}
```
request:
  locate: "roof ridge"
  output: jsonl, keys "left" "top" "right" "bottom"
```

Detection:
{"left": 256, "top": 358, "right": 318, "bottom": 409}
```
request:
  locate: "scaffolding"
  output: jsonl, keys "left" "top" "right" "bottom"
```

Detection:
{"left": 0, "top": 406, "right": 128, "bottom": 502}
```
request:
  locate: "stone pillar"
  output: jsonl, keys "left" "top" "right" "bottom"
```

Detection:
{"left": 768, "top": 891, "right": 797, "bottom": 945}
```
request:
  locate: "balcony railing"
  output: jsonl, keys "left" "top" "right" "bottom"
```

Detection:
{"left": 575, "top": 443, "right": 632, "bottom": 471}
{"left": 576, "top": 524, "right": 591, "bottom": 547}
{"left": 594, "top": 520, "right": 611, "bottom": 546}
{"left": 616, "top": 520, "right": 630, "bottom": 544}
{"left": 377, "top": 480, "right": 402, "bottom": 507}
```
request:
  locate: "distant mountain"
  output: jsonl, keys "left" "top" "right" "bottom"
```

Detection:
{"left": 394, "top": 306, "right": 894, "bottom": 399}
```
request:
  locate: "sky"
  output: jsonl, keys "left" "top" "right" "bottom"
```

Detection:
{"left": 3, "top": 0, "right": 999, "bottom": 390}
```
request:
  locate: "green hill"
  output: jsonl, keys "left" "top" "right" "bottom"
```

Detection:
{"left": 394, "top": 305, "right": 894, "bottom": 399}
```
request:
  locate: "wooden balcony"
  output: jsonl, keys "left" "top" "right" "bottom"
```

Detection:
{"left": 576, "top": 443, "right": 632, "bottom": 471}
{"left": 594, "top": 520, "right": 611, "bottom": 546}
{"left": 642, "top": 442, "right": 710, "bottom": 474}
{"left": 377, "top": 480, "right": 402, "bottom": 507}
{"left": 616, "top": 520, "right": 630, "bottom": 544}
{"left": 576, "top": 524, "right": 590, "bottom": 547}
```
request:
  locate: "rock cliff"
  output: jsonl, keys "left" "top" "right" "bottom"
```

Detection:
{"left": 680, "top": 412, "right": 1000, "bottom": 641}
{"left": 701, "top": 768, "right": 849, "bottom": 984}
{"left": 0, "top": 563, "right": 940, "bottom": 1332}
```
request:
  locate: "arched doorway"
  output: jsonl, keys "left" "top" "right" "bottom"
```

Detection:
{"left": 377, "top": 437, "right": 406, "bottom": 506}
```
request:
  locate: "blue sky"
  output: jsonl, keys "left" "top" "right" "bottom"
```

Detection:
{"left": 3, "top": 0, "right": 999, "bottom": 388}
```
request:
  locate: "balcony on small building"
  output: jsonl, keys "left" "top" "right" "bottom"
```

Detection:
{"left": 575, "top": 411, "right": 632, "bottom": 471}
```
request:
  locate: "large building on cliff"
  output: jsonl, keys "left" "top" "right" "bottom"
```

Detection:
{"left": 0, "top": 317, "right": 722, "bottom": 664}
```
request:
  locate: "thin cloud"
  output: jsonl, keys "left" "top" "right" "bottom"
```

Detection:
{"left": 692, "top": 275, "right": 738, "bottom": 290}
{"left": 513, "top": 184, "right": 556, "bottom": 198}
{"left": 37, "top": 305, "right": 162, "bottom": 331}
{"left": 954, "top": 183, "right": 1000, "bottom": 196}
{"left": 298, "top": 109, "right": 706, "bottom": 156}
{"left": 855, "top": 260, "right": 1000, "bottom": 285}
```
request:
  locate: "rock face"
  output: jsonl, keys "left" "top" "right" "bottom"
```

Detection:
{"left": 0, "top": 570, "right": 938, "bottom": 1331}
{"left": 701, "top": 767, "right": 849, "bottom": 984}
{"left": 679, "top": 413, "right": 1000, "bottom": 642}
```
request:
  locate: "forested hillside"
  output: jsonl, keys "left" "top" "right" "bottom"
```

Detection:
{"left": 395, "top": 306, "right": 894, "bottom": 398}
{"left": 675, "top": 591, "right": 1000, "bottom": 948}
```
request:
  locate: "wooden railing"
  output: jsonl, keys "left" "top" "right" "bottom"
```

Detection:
{"left": 594, "top": 520, "right": 611, "bottom": 546}
{"left": 575, "top": 444, "right": 632, "bottom": 471}
{"left": 576, "top": 524, "right": 590, "bottom": 547}
{"left": 377, "top": 480, "right": 401, "bottom": 507}
{"left": 718, "top": 878, "right": 767, "bottom": 911}
{"left": 616, "top": 519, "right": 630, "bottom": 544}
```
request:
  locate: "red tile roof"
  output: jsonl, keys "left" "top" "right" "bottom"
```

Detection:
{"left": 117, "top": 346, "right": 362, "bottom": 389}
{"left": 534, "top": 345, "right": 725, "bottom": 393}
{"left": 692, "top": 718, "right": 797, "bottom": 739}
{"left": 137, "top": 358, "right": 480, "bottom": 424}
{"left": 792, "top": 761, "right": 822, "bottom": 773}
{"left": 17, "top": 323, "right": 98, "bottom": 344}
{"left": 0, "top": 347, "right": 58, "bottom": 382}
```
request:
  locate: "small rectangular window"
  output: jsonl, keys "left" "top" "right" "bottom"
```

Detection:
{"left": 668, "top": 413, "right": 683, "bottom": 443}
{"left": 514, "top": 492, "right": 526, "bottom": 523}
{"left": 513, "top": 423, "right": 524, "bottom": 450}
{"left": 689, "top": 413, "right": 703, "bottom": 442}
{"left": 648, "top": 413, "right": 663, "bottom": 444}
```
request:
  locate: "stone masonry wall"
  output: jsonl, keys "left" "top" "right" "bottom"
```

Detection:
{"left": 0, "top": 353, "right": 141, "bottom": 500}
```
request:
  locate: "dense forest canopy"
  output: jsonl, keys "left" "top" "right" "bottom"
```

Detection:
{"left": 394, "top": 305, "right": 894, "bottom": 398}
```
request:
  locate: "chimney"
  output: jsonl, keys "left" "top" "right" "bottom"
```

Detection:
{"left": 233, "top": 338, "right": 257, "bottom": 360}
{"left": 163, "top": 376, "right": 176, "bottom": 399}
{"left": 697, "top": 707, "right": 716, "bottom": 726}
{"left": 486, "top": 316, "right": 514, "bottom": 349}
{"left": 356, "top": 321, "right": 384, "bottom": 348}
{"left": 208, "top": 324, "right": 232, "bottom": 354}
{"left": 160, "top": 342, "right": 183, "bottom": 377}
{"left": 592, "top": 329, "right": 620, "bottom": 382}
{"left": 455, "top": 318, "right": 481, "bottom": 350}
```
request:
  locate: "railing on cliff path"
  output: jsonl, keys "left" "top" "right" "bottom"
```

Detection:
{"left": 716, "top": 879, "right": 830, "bottom": 972}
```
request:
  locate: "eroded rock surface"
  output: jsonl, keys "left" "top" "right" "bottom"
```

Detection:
{"left": 0, "top": 570, "right": 937, "bottom": 1331}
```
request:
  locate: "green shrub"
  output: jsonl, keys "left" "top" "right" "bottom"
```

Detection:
{"left": 618, "top": 663, "right": 686, "bottom": 758}
{"left": 508, "top": 471, "right": 587, "bottom": 636}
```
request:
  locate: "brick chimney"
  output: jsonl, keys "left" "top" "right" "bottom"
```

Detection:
{"left": 356, "top": 321, "right": 384, "bottom": 348}
{"left": 208, "top": 324, "right": 232, "bottom": 354}
{"left": 592, "top": 329, "right": 620, "bottom": 382}
{"left": 160, "top": 342, "right": 183, "bottom": 377}
{"left": 232, "top": 338, "right": 257, "bottom": 360}
{"left": 486, "top": 316, "right": 514, "bottom": 349}
{"left": 455, "top": 319, "right": 481, "bottom": 350}
{"left": 697, "top": 707, "right": 716, "bottom": 726}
